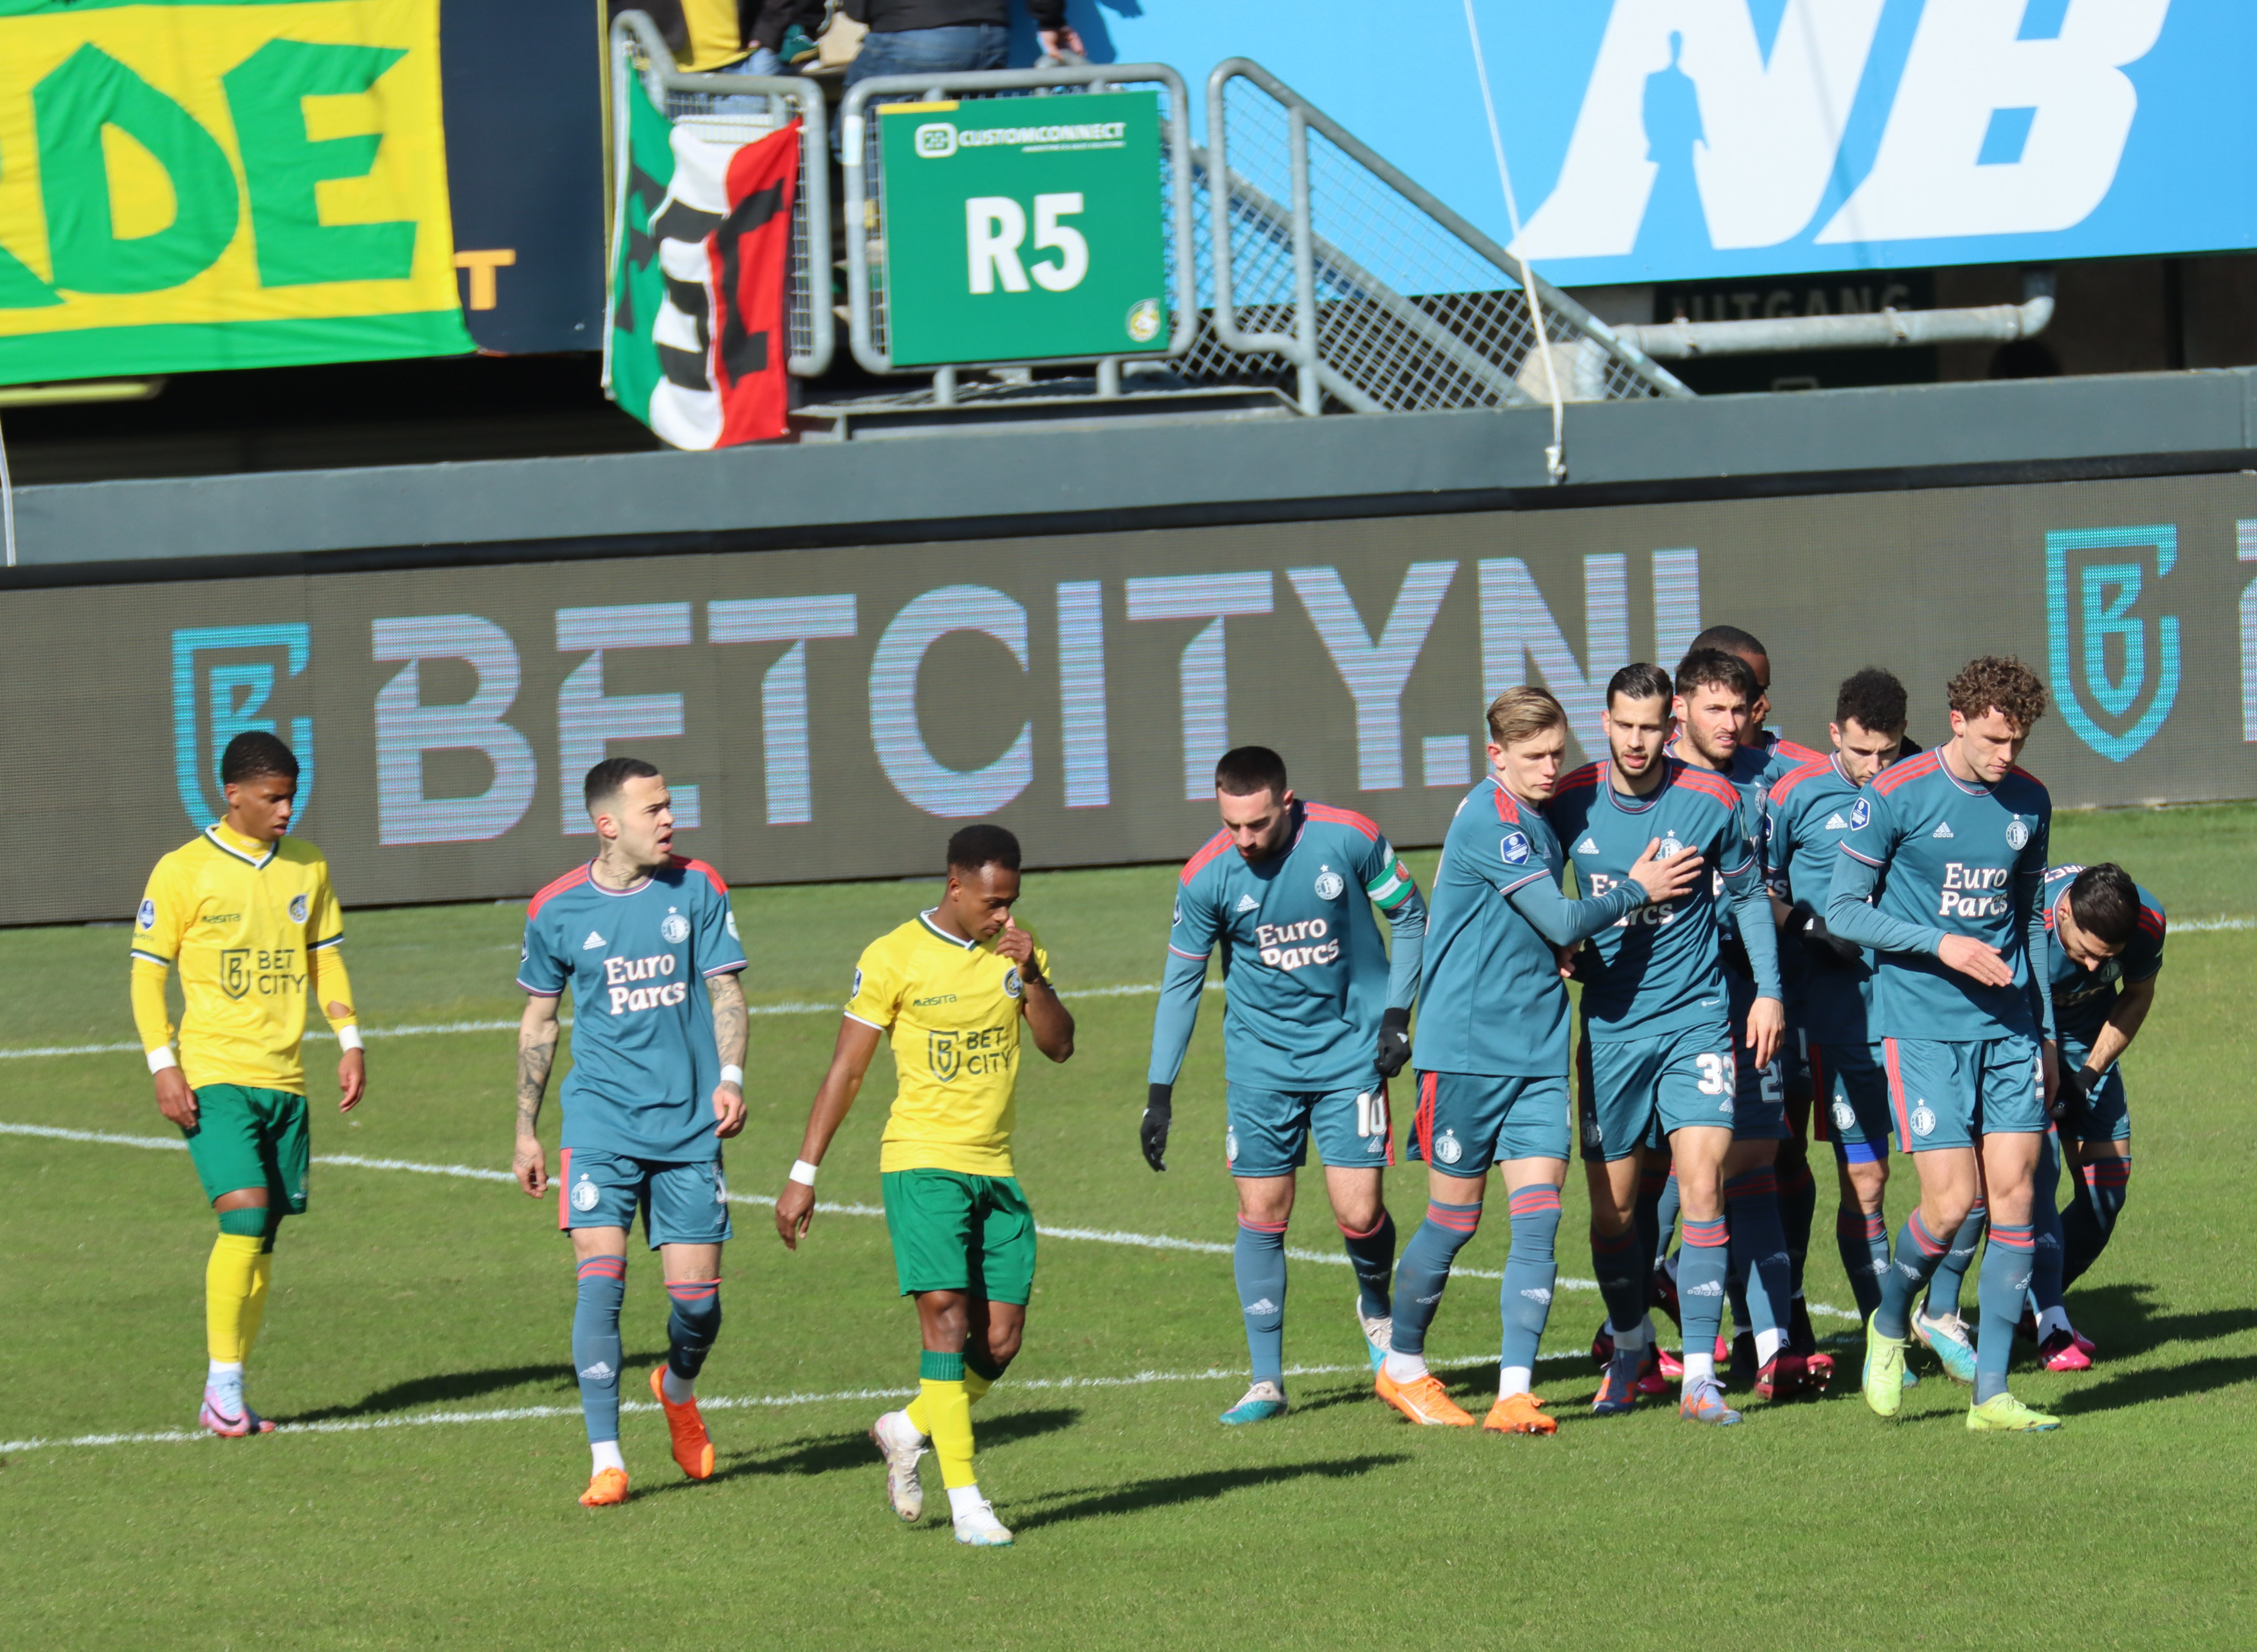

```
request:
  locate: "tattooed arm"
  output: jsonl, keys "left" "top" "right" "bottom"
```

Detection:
{"left": 514, "top": 993, "right": 561, "bottom": 1197}
{"left": 709, "top": 970, "right": 748, "bottom": 1139}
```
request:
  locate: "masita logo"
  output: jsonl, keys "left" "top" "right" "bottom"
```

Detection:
{"left": 289, "top": 894, "right": 309, "bottom": 924}
{"left": 2047, "top": 525, "right": 2181, "bottom": 762}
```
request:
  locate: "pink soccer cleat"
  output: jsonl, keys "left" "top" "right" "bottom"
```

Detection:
{"left": 2040, "top": 1329, "right": 2092, "bottom": 1372}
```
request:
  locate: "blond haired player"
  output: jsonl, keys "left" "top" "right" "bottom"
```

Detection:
{"left": 129, "top": 731, "right": 364, "bottom": 1437}
{"left": 776, "top": 825, "right": 1074, "bottom": 1548}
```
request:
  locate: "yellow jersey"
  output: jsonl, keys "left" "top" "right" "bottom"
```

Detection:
{"left": 846, "top": 911, "right": 1051, "bottom": 1177}
{"left": 677, "top": 0, "right": 751, "bottom": 71}
{"left": 129, "top": 823, "right": 355, "bottom": 1093}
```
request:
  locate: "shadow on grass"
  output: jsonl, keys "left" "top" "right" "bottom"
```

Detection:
{"left": 1010, "top": 1452, "right": 1409, "bottom": 1530}
{"left": 643, "top": 1406, "right": 1084, "bottom": 1498}
{"left": 2051, "top": 1355, "right": 2257, "bottom": 1415}
{"left": 279, "top": 1353, "right": 669, "bottom": 1424}
{"left": 2072, "top": 1282, "right": 2257, "bottom": 1354}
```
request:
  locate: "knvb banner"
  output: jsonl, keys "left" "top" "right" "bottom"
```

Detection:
{"left": 1095, "top": 0, "right": 2251, "bottom": 289}
{"left": 0, "top": 0, "right": 473, "bottom": 384}
{"left": 2, "top": 469, "right": 2255, "bottom": 924}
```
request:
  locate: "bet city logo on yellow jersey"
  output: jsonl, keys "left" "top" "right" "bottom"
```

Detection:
{"left": 218, "top": 946, "right": 304, "bottom": 1000}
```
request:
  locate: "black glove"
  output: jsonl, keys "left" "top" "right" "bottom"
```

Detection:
{"left": 1374, "top": 1006, "right": 1412, "bottom": 1078}
{"left": 1140, "top": 1083, "right": 1173, "bottom": 1172}
{"left": 2052, "top": 1063, "right": 2097, "bottom": 1125}
{"left": 1787, "top": 899, "right": 1863, "bottom": 969}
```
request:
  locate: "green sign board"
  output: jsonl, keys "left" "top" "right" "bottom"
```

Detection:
{"left": 878, "top": 91, "right": 1169, "bottom": 368}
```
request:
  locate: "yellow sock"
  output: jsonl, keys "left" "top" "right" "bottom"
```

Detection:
{"left": 239, "top": 1254, "right": 273, "bottom": 1360}
{"left": 906, "top": 1363, "right": 995, "bottom": 1434}
{"left": 920, "top": 1378, "right": 975, "bottom": 1490}
{"left": 205, "top": 1234, "right": 264, "bottom": 1363}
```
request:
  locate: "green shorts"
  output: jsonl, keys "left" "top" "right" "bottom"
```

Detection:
{"left": 880, "top": 1168, "right": 1036, "bottom": 1305}
{"left": 182, "top": 1085, "right": 310, "bottom": 1212}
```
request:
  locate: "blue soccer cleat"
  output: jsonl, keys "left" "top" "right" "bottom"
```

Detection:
{"left": 1914, "top": 1307, "right": 1979, "bottom": 1386}
{"left": 1356, "top": 1302, "right": 1393, "bottom": 1373}
{"left": 1591, "top": 1346, "right": 1643, "bottom": 1416}
{"left": 1219, "top": 1380, "right": 1288, "bottom": 1425}
{"left": 1678, "top": 1377, "right": 1742, "bottom": 1426}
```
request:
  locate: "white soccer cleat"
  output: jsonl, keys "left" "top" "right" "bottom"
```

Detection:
{"left": 1357, "top": 1301, "right": 1394, "bottom": 1371}
{"left": 869, "top": 1409, "right": 926, "bottom": 1523}
{"left": 952, "top": 1496, "right": 1014, "bottom": 1547}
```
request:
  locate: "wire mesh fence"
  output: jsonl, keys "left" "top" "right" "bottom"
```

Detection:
{"left": 1188, "top": 65, "right": 1685, "bottom": 411}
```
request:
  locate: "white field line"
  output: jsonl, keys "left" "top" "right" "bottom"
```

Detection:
{"left": 0, "top": 1118, "right": 1861, "bottom": 1322}
{"left": 0, "top": 980, "right": 1221, "bottom": 1062}
{"left": 0, "top": 1352, "right": 1587, "bottom": 1456}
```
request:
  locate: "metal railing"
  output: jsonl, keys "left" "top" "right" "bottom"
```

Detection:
{"left": 608, "top": 11, "right": 833, "bottom": 376}
{"left": 840, "top": 62, "right": 1200, "bottom": 401}
{"left": 1190, "top": 58, "right": 1690, "bottom": 415}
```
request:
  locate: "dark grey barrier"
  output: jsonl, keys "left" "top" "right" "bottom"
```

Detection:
{"left": 4, "top": 467, "right": 2249, "bottom": 925}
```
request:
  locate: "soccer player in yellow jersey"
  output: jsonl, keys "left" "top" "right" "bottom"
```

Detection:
{"left": 129, "top": 732, "right": 366, "bottom": 1436}
{"left": 776, "top": 825, "right": 1073, "bottom": 1547}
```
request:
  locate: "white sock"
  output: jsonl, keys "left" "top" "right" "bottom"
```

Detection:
{"left": 882, "top": 1408, "right": 926, "bottom": 1446}
{"left": 1612, "top": 1319, "right": 1650, "bottom": 1353}
{"left": 1683, "top": 1351, "right": 1716, "bottom": 1383}
{"left": 207, "top": 1359, "right": 244, "bottom": 1388}
{"left": 591, "top": 1439, "right": 626, "bottom": 1476}
{"left": 2035, "top": 1306, "right": 2072, "bottom": 1341}
{"left": 661, "top": 1366, "right": 695, "bottom": 1405}
{"left": 947, "top": 1484, "right": 988, "bottom": 1520}
{"left": 1755, "top": 1328, "right": 1783, "bottom": 1364}
{"left": 1384, "top": 1350, "right": 1430, "bottom": 1384}
{"left": 1498, "top": 1365, "right": 1532, "bottom": 1399}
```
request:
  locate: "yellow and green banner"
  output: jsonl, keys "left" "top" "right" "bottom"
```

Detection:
{"left": 0, "top": 0, "right": 472, "bottom": 384}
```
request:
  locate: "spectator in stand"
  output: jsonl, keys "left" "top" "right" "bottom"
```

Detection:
{"left": 844, "top": 0, "right": 1084, "bottom": 92}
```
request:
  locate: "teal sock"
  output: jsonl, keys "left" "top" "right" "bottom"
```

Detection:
{"left": 1337, "top": 1209, "right": 1397, "bottom": 1321}
{"left": 572, "top": 1254, "right": 627, "bottom": 1446}
{"left": 1389, "top": 1201, "right": 1481, "bottom": 1357}
{"left": 1923, "top": 1202, "right": 1986, "bottom": 1319}
{"left": 1975, "top": 1223, "right": 2035, "bottom": 1403}
{"left": 2028, "top": 1133, "right": 2068, "bottom": 1324}
{"left": 1499, "top": 1187, "right": 1561, "bottom": 1375}
{"left": 664, "top": 1279, "right": 721, "bottom": 1383}
{"left": 1837, "top": 1207, "right": 1890, "bottom": 1321}
{"left": 1233, "top": 1218, "right": 1288, "bottom": 1385}
{"left": 2063, "top": 1158, "right": 2130, "bottom": 1286}
{"left": 1724, "top": 1169, "right": 1790, "bottom": 1358}
{"left": 1777, "top": 1158, "right": 1817, "bottom": 1296}
{"left": 1589, "top": 1222, "right": 1645, "bottom": 1336}
{"left": 1876, "top": 1211, "right": 1948, "bottom": 1341}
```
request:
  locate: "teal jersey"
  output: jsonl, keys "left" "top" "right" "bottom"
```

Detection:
{"left": 1763, "top": 752, "right": 1879, "bottom": 1045}
{"left": 519, "top": 856, "right": 748, "bottom": 1162}
{"left": 1412, "top": 777, "right": 1647, "bottom": 1079}
{"left": 1548, "top": 758, "right": 1780, "bottom": 1043}
{"left": 1663, "top": 735, "right": 1797, "bottom": 950}
{"left": 1148, "top": 802, "right": 1425, "bottom": 1093}
{"left": 2042, "top": 864, "right": 2166, "bottom": 1047}
{"left": 1827, "top": 749, "right": 2052, "bottom": 1042}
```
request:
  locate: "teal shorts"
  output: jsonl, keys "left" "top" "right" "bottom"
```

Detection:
{"left": 1576, "top": 1020, "right": 1739, "bottom": 1162}
{"left": 1726, "top": 970, "right": 1787, "bottom": 1142}
{"left": 881, "top": 1168, "right": 1037, "bottom": 1304}
{"left": 1882, "top": 1034, "right": 2046, "bottom": 1151}
{"left": 557, "top": 1148, "right": 732, "bottom": 1249}
{"left": 2058, "top": 1037, "right": 2131, "bottom": 1144}
{"left": 1225, "top": 1083, "right": 1394, "bottom": 1178}
{"left": 182, "top": 1085, "right": 309, "bottom": 1212}
{"left": 1407, "top": 1070, "right": 1570, "bottom": 1169}
{"left": 1804, "top": 1036, "right": 1896, "bottom": 1165}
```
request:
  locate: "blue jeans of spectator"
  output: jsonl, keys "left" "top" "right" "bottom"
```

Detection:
{"left": 845, "top": 23, "right": 1009, "bottom": 94}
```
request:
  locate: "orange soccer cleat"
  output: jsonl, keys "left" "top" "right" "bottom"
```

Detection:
{"left": 1375, "top": 1369, "right": 1476, "bottom": 1426}
{"left": 649, "top": 1366, "right": 715, "bottom": 1479}
{"left": 1482, "top": 1392, "right": 1558, "bottom": 1435}
{"left": 579, "top": 1467, "right": 630, "bottom": 1507}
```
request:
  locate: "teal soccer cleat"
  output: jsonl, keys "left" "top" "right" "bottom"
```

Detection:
{"left": 1914, "top": 1307, "right": 1979, "bottom": 1385}
{"left": 1219, "top": 1380, "right": 1288, "bottom": 1425}
{"left": 1356, "top": 1302, "right": 1393, "bottom": 1372}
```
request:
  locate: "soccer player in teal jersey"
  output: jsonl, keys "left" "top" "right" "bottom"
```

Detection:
{"left": 1378, "top": 687, "right": 1705, "bottom": 1432}
{"left": 1662, "top": 646, "right": 1823, "bottom": 1400}
{"left": 2026, "top": 862, "right": 2163, "bottom": 1368}
{"left": 1143, "top": 746, "right": 1428, "bottom": 1425}
{"left": 1765, "top": 669, "right": 1910, "bottom": 1336}
{"left": 1550, "top": 662, "right": 1785, "bottom": 1426}
{"left": 513, "top": 758, "right": 751, "bottom": 1506}
{"left": 1827, "top": 656, "right": 2062, "bottom": 1432}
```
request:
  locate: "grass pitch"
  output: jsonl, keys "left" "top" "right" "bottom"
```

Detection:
{"left": 4, "top": 806, "right": 2255, "bottom": 1649}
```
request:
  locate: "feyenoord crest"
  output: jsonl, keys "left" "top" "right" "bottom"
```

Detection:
{"left": 1911, "top": 1103, "right": 1937, "bottom": 1138}
{"left": 1434, "top": 1128, "right": 1464, "bottom": 1165}
{"left": 1832, "top": 1100, "right": 1856, "bottom": 1132}
{"left": 1657, "top": 834, "right": 1683, "bottom": 859}
{"left": 288, "top": 893, "right": 309, "bottom": 923}
{"left": 2005, "top": 818, "right": 2031, "bottom": 850}
{"left": 1225, "top": 1129, "right": 1240, "bottom": 1165}
{"left": 661, "top": 910, "right": 691, "bottom": 944}
{"left": 571, "top": 1177, "right": 601, "bottom": 1212}
{"left": 1314, "top": 867, "right": 1346, "bottom": 900}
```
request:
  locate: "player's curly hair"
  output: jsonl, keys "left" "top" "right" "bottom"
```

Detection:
{"left": 2068, "top": 863, "right": 2141, "bottom": 949}
{"left": 1834, "top": 666, "right": 1908, "bottom": 733}
{"left": 1486, "top": 686, "right": 1566, "bottom": 748}
{"left": 1673, "top": 646, "right": 1755, "bottom": 705}
{"left": 220, "top": 730, "right": 299, "bottom": 786}
{"left": 1946, "top": 655, "right": 2048, "bottom": 732}
{"left": 947, "top": 823, "right": 1021, "bottom": 875}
